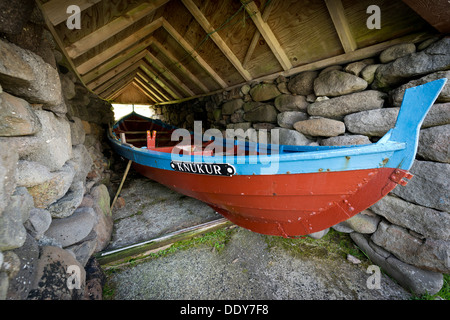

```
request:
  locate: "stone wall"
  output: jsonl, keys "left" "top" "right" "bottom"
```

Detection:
{"left": 0, "top": 3, "right": 114, "bottom": 299}
{"left": 156, "top": 37, "right": 450, "bottom": 296}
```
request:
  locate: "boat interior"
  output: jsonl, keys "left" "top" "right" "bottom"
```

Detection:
{"left": 111, "top": 113, "right": 366, "bottom": 157}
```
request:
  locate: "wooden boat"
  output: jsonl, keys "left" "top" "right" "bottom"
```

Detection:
{"left": 108, "top": 79, "right": 447, "bottom": 238}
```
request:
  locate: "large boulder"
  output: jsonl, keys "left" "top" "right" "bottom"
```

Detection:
{"left": 391, "top": 160, "right": 449, "bottom": 212}
{"left": 244, "top": 104, "right": 278, "bottom": 123}
{"left": 0, "top": 92, "right": 41, "bottom": 136}
{"left": 294, "top": 118, "right": 345, "bottom": 137}
{"left": 373, "top": 38, "right": 450, "bottom": 90}
{"left": 371, "top": 221, "right": 450, "bottom": 273}
{"left": 20, "top": 110, "right": 72, "bottom": 171}
{"left": 249, "top": 83, "right": 281, "bottom": 101}
{"left": 350, "top": 233, "right": 443, "bottom": 295}
{"left": 379, "top": 43, "right": 416, "bottom": 63}
{"left": 344, "top": 108, "right": 399, "bottom": 136}
{"left": 390, "top": 71, "right": 450, "bottom": 107}
{"left": 314, "top": 70, "right": 368, "bottom": 97}
{"left": 27, "top": 246, "right": 86, "bottom": 300}
{"left": 371, "top": 195, "right": 450, "bottom": 240}
{"left": 418, "top": 124, "right": 449, "bottom": 163}
{"left": 287, "top": 71, "right": 318, "bottom": 95}
{"left": 0, "top": 39, "right": 63, "bottom": 111}
{"left": 308, "top": 90, "right": 386, "bottom": 120}
{"left": 274, "top": 94, "right": 309, "bottom": 112}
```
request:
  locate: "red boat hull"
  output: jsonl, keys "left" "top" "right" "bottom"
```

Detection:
{"left": 132, "top": 163, "right": 410, "bottom": 237}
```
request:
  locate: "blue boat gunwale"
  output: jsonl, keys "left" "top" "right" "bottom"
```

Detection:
{"left": 109, "top": 78, "right": 447, "bottom": 175}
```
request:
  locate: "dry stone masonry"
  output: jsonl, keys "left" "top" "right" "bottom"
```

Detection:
{"left": 0, "top": 5, "right": 114, "bottom": 300}
{"left": 155, "top": 37, "right": 450, "bottom": 296}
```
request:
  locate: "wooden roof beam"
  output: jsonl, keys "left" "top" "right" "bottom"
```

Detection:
{"left": 139, "top": 59, "right": 181, "bottom": 100}
{"left": 151, "top": 39, "right": 209, "bottom": 93}
{"left": 181, "top": 0, "right": 252, "bottom": 81}
{"left": 109, "top": 81, "right": 137, "bottom": 101}
{"left": 41, "top": 0, "right": 102, "bottom": 26}
{"left": 94, "top": 61, "right": 142, "bottom": 94}
{"left": 402, "top": 0, "right": 450, "bottom": 33}
{"left": 101, "top": 71, "right": 137, "bottom": 99}
{"left": 66, "top": 0, "right": 169, "bottom": 59}
{"left": 161, "top": 18, "right": 228, "bottom": 88}
{"left": 76, "top": 17, "right": 163, "bottom": 75}
{"left": 131, "top": 82, "right": 158, "bottom": 103}
{"left": 86, "top": 50, "right": 148, "bottom": 90}
{"left": 144, "top": 51, "right": 196, "bottom": 97}
{"left": 135, "top": 71, "right": 169, "bottom": 102}
{"left": 242, "top": 0, "right": 276, "bottom": 69}
{"left": 324, "top": 0, "right": 357, "bottom": 53}
{"left": 241, "top": 1, "right": 292, "bottom": 71}
{"left": 136, "top": 71, "right": 170, "bottom": 102}
{"left": 82, "top": 36, "right": 154, "bottom": 84}
{"left": 134, "top": 75, "right": 165, "bottom": 103}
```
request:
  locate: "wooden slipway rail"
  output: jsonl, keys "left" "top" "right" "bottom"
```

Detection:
{"left": 95, "top": 218, "right": 234, "bottom": 267}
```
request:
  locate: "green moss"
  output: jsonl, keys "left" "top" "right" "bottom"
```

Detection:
{"left": 264, "top": 229, "right": 369, "bottom": 265}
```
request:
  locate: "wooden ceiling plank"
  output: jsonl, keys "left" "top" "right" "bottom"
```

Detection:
{"left": 242, "top": 1, "right": 292, "bottom": 71}
{"left": 134, "top": 76, "right": 165, "bottom": 103}
{"left": 152, "top": 40, "right": 209, "bottom": 93}
{"left": 402, "top": 0, "right": 450, "bottom": 33}
{"left": 86, "top": 51, "right": 148, "bottom": 90}
{"left": 76, "top": 17, "right": 163, "bottom": 75}
{"left": 242, "top": 0, "right": 276, "bottom": 69}
{"left": 145, "top": 51, "right": 196, "bottom": 97}
{"left": 109, "top": 81, "right": 136, "bottom": 101}
{"left": 324, "top": 0, "right": 357, "bottom": 53}
{"left": 82, "top": 36, "right": 154, "bottom": 84}
{"left": 162, "top": 18, "right": 228, "bottom": 88}
{"left": 94, "top": 62, "right": 141, "bottom": 94}
{"left": 42, "top": 0, "right": 103, "bottom": 26}
{"left": 136, "top": 71, "right": 170, "bottom": 101}
{"left": 181, "top": 0, "right": 252, "bottom": 81}
{"left": 132, "top": 82, "right": 158, "bottom": 103}
{"left": 66, "top": 0, "right": 169, "bottom": 59}
{"left": 141, "top": 56, "right": 190, "bottom": 99}
{"left": 139, "top": 60, "right": 181, "bottom": 100}
{"left": 101, "top": 71, "right": 137, "bottom": 99}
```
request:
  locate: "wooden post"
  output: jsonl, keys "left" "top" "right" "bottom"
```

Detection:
{"left": 110, "top": 159, "right": 133, "bottom": 215}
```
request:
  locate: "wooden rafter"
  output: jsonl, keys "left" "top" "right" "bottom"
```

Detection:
{"left": 151, "top": 40, "right": 209, "bottom": 93}
{"left": 134, "top": 76, "right": 165, "bottom": 103}
{"left": 136, "top": 71, "right": 170, "bottom": 101}
{"left": 139, "top": 59, "right": 181, "bottom": 100}
{"left": 181, "top": 0, "right": 252, "bottom": 81}
{"left": 162, "top": 18, "right": 228, "bottom": 88}
{"left": 101, "top": 71, "right": 137, "bottom": 99}
{"left": 76, "top": 17, "right": 163, "bottom": 75}
{"left": 131, "top": 82, "right": 158, "bottom": 103}
{"left": 144, "top": 51, "right": 196, "bottom": 97}
{"left": 65, "top": 0, "right": 169, "bottom": 59}
{"left": 324, "top": 0, "right": 357, "bottom": 53}
{"left": 82, "top": 36, "right": 154, "bottom": 84}
{"left": 109, "top": 82, "right": 136, "bottom": 101}
{"left": 94, "top": 61, "right": 142, "bottom": 94}
{"left": 86, "top": 50, "right": 148, "bottom": 90}
{"left": 242, "top": 0, "right": 276, "bottom": 69}
{"left": 241, "top": 1, "right": 292, "bottom": 71}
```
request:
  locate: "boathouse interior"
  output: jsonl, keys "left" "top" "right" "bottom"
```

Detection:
{"left": 37, "top": 0, "right": 448, "bottom": 106}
